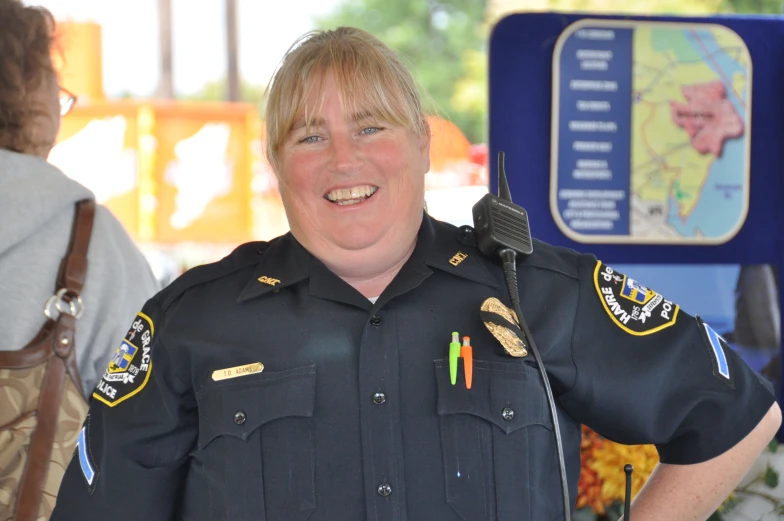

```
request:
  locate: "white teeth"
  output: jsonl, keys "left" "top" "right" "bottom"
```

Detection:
{"left": 325, "top": 185, "right": 378, "bottom": 203}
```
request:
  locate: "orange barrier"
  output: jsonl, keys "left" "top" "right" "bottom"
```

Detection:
{"left": 50, "top": 100, "right": 287, "bottom": 244}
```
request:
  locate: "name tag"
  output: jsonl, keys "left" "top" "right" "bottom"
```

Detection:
{"left": 212, "top": 362, "right": 264, "bottom": 381}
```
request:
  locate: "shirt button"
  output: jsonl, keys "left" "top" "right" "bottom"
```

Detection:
{"left": 501, "top": 407, "right": 514, "bottom": 421}
{"left": 373, "top": 392, "right": 386, "bottom": 405}
{"left": 370, "top": 315, "right": 382, "bottom": 326}
{"left": 234, "top": 411, "right": 247, "bottom": 425}
{"left": 377, "top": 483, "right": 392, "bottom": 497}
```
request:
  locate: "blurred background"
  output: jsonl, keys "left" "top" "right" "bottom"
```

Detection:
{"left": 30, "top": 0, "right": 784, "bottom": 285}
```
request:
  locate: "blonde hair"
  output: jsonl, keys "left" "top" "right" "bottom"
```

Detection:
{"left": 265, "top": 27, "right": 428, "bottom": 171}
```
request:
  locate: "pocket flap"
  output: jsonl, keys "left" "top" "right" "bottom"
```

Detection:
{"left": 435, "top": 359, "right": 552, "bottom": 434}
{"left": 197, "top": 365, "right": 315, "bottom": 448}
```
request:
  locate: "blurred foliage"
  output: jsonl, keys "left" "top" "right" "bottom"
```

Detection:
{"left": 488, "top": 0, "right": 782, "bottom": 15}
{"left": 183, "top": 78, "right": 267, "bottom": 114}
{"left": 315, "top": 0, "right": 488, "bottom": 144}
{"left": 721, "top": 0, "right": 784, "bottom": 13}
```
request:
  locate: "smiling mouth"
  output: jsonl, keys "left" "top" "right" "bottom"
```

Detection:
{"left": 324, "top": 185, "right": 379, "bottom": 206}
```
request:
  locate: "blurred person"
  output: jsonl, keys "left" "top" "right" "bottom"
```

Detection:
{"left": 732, "top": 265, "right": 781, "bottom": 396}
{"left": 0, "top": 1, "right": 159, "bottom": 519}
{"left": 53, "top": 27, "right": 779, "bottom": 521}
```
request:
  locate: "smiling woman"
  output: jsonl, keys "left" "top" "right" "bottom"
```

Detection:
{"left": 266, "top": 27, "right": 432, "bottom": 295}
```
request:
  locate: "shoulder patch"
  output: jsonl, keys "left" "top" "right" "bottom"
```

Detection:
{"left": 75, "top": 414, "right": 98, "bottom": 492}
{"left": 93, "top": 312, "right": 154, "bottom": 406}
{"left": 696, "top": 316, "right": 734, "bottom": 388}
{"left": 593, "top": 261, "right": 679, "bottom": 336}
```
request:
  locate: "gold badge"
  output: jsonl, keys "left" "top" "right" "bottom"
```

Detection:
{"left": 480, "top": 297, "right": 528, "bottom": 357}
{"left": 212, "top": 362, "right": 264, "bottom": 381}
{"left": 448, "top": 251, "right": 468, "bottom": 266}
{"left": 258, "top": 276, "right": 281, "bottom": 286}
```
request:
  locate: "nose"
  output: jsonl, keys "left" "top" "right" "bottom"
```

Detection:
{"left": 328, "top": 133, "right": 363, "bottom": 175}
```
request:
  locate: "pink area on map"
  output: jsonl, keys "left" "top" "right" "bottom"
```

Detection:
{"left": 669, "top": 81, "right": 744, "bottom": 157}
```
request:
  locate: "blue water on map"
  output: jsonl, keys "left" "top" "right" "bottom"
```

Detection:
{"left": 686, "top": 29, "right": 749, "bottom": 113}
{"left": 667, "top": 137, "right": 746, "bottom": 237}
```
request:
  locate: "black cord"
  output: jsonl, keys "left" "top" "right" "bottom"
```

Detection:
{"left": 498, "top": 248, "right": 572, "bottom": 521}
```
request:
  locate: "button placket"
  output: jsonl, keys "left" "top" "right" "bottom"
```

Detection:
{"left": 358, "top": 308, "right": 407, "bottom": 520}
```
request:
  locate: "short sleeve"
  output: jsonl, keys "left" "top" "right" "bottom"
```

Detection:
{"left": 52, "top": 298, "right": 197, "bottom": 520}
{"left": 557, "top": 254, "right": 776, "bottom": 465}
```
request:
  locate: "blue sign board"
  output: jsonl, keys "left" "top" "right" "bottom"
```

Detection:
{"left": 489, "top": 11, "right": 784, "bottom": 420}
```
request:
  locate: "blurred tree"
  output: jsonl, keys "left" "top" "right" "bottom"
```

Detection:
{"left": 488, "top": 0, "right": 727, "bottom": 20}
{"left": 720, "top": 0, "right": 784, "bottom": 13}
{"left": 489, "top": 0, "right": 784, "bottom": 19}
{"left": 183, "top": 78, "right": 267, "bottom": 112}
{"left": 488, "top": 0, "right": 784, "bottom": 21}
{"left": 316, "top": 0, "right": 488, "bottom": 144}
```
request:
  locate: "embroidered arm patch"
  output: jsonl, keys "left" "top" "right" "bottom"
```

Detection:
{"left": 92, "top": 312, "right": 154, "bottom": 407}
{"left": 593, "top": 261, "right": 679, "bottom": 336}
{"left": 696, "top": 316, "right": 734, "bottom": 388}
{"left": 76, "top": 414, "right": 99, "bottom": 492}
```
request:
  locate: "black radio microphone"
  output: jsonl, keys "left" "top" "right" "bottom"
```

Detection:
{"left": 471, "top": 151, "right": 533, "bottom": 259}
{"left": 472, "top": 151, "right": 572, "bottom": 521}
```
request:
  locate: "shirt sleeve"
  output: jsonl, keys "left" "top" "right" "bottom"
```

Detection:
{"left": 52, "top": 298, "right": 197, "bottom": 520}
{"left": 557, "top": 254, "right": 777, "bottom": 465}
{"left": 79, "top": 206, "right": 162, "bottom": 397}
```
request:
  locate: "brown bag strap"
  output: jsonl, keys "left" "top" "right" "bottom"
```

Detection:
{"left": 57, "top": 199, "right": 95, "bottom": 294}
{"left": 56, "top": 199, "right": 94, "bottom": 398}
{"left": 14, "top": 199, "right": 95, "bottom": 521}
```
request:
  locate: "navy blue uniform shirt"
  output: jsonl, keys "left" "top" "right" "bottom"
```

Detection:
{"left": 52, "top": 214, "right": 775, "bottom": 521}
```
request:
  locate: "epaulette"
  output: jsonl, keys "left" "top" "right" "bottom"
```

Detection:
{"left": 156, "top": 238, "right": 277, "bottom": 312}
{"left": 451, "top": 220, "right": 580, "bottom": 281}
{"left": 518, "top": 238, "right": 580, "bottom": 280}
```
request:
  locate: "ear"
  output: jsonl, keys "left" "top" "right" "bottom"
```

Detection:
{"left": 418, "top": 117, "right": 431, "bottom": 173}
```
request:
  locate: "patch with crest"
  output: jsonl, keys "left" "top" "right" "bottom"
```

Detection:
{"left": 593, "top": 261, "right": 679, "bottom": 335}
{"left": 92, "top": 312, "right": 154, "bottom": 407}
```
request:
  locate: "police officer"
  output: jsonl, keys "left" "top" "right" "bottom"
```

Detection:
{"left": 52, "top": 27, "right": 780, "bottom": 521}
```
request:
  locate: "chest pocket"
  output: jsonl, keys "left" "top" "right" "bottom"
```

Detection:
{"left": 435, "top": 359, "right": 560, "bottom": 521}
{"left": 192, "top": 365, "right": 316, "bottom": 521}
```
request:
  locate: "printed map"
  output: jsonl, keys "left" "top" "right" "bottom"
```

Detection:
{"left": 630, "top": 26, "right": 750, "bottom": 240}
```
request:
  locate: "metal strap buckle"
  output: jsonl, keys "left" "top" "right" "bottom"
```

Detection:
{"left": 44, "top": 288, "right": 84, "bottom": 320}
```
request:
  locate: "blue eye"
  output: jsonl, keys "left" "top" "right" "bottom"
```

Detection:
{"left": 360, "top": 127, "right": 382, "bottom": 135}
{"left": 300, "top": 135, "right": 320, "bottom": 143}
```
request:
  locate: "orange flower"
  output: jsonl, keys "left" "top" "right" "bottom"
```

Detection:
{"left": 577, "top": 426, "right": 660, "bottom": 513}
{"left": 577, "top": 425, "right": 609, "bottom": 513}
{"left": 590, "top": 437, "right": 660, "bottom": 505}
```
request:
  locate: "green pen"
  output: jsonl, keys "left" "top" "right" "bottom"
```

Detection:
{"left": 449, "top": 331, "right": 461, "bottom": 385}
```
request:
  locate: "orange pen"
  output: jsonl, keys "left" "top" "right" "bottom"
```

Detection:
{"left": 461, "top": 336, "right": 473, "bottom": 389}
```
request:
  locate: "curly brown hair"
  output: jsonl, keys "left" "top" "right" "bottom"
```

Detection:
{"left": 0, "top": 0, "right": 57, "bottom": 154}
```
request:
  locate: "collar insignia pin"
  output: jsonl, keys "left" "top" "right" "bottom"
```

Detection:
{"left": 449, "top": 251, "right": 468, "bottom": 267}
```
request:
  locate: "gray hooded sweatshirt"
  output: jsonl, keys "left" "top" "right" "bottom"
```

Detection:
{"left": 0, "top": 149, "right": 160, "bottom": 398}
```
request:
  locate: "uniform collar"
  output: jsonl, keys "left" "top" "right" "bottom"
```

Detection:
{"left": 236, "top": 234, "right": 310, "bottom": 303}
{"left": 417, "top": 214, "right": 500, "bottom": 291}
{"left": 236, "top": 213, "right": 499, "bottom": 308}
